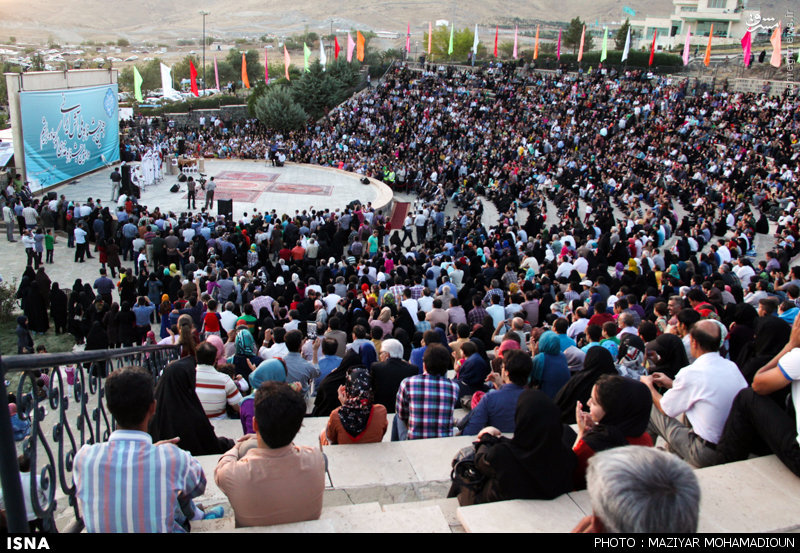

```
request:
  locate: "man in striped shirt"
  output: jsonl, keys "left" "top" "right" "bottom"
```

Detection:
{"left": 194, "top": 342, "right": 243, "bottom": 418}
{"left": 73, "top": 367, "right": 207, "bottom": 533}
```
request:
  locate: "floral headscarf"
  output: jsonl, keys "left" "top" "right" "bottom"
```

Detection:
{"left": 338, "top": 367, "right": 374, "bottom": 437}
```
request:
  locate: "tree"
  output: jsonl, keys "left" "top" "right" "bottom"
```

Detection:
{"left": 117, "top": 38, "right": 130, "bottom": 47}
{"left": 254, "top": 86, "right": 308, "bottom": 132}
{"left": 563, "top": 18, "right": 593, "bottom": 54}
{"left": 291, "top": 61, "right": 329, "bottom": 120}
{"left": 225, "top": 49, "right": 264, "bottom": 87}
{"left": 616, "top": 18, "right": 631, "bottom": 50}
{"left": 426, "top": 25, "right": 480, "bottom": 61}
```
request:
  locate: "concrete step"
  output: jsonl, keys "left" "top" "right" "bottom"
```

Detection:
{"left": 455, "top": 455, "right": 800, "bottom": 533}
{"left": 193, "top": 501, "right": 452, "bottom": 533}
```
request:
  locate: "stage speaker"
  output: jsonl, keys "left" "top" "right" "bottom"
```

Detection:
{"left": 218, "top": 198, "right": 233, "bottom": 219}
{"left": 45, "top": 191, "right": 57, "bottom": 201}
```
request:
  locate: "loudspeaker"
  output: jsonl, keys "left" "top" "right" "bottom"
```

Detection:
{"left": 45, "top": 191, "right": 57, "bottom": 201}
{"left": 170, "top": 184, "right": 180, "bottom": 193}
{"left": 218, "top": 198, "right": 233, "bottom": 219}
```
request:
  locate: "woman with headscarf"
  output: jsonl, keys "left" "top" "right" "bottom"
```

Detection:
{"left": 555, "top": 347, "right": 618, "bottom": 424}
{"left": 570, "top": 375, "right": 653, "bottom": 489}
{"left": 312, "top": 349, "right": 366, "bottom": 417}
{"left": 320, "top": 367, "right": 388, "bottom": 445}
{"left": 370, "top": 307, "right": 394, "bottom": 337}
{"left": 645, "top": 333, "right": 690, "bottom": 380}
{"left": 392, "top": 328, "right": 413, "bottom": 361}
{"left": 16, "top": 316, "right": 33, "bottom": 354}
{"left": 735, "top": 317, "right": 792, "bottom": 384}
{"left": 226, "top": 329, "right": 261, "bottom": 380}
{"left": 148, "top": 356, "right": 235, "bottom": 456}
{"left": 49, "top": 282, "right": 68, "bottom": 335}
{"left": 448, "top": 390, "right": 577, "bottom": 505}
{"left": 530, "top": 330, "right": 570, "bottom": 399}
{"left": 159, "top": 294, "right": 173, "bottom": 339}
{"left": 239, "top": 358, "right": 287, "bottom": 434}
{"left": 394, "top": 306, "right": 415, "bottom": 338}
{"left": 726, "top": 303, "right": 758, "bottom": 365}
{"left": 205, "top": 334, "right": 227, "bottom": 367}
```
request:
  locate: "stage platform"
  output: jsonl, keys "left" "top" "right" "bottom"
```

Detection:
{"left": 52, "top": 159, "right": 394, "bottom": 220}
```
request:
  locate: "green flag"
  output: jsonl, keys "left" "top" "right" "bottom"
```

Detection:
{"left": 448, "top": 24, "right": 454, "bottom": 55}
{"left": 133, "top": 65, "right": 143, "bottom": 102}
{"left": 303, "top": 42, "right": 311, "bottom": 72}
{"left": 600, "top": 27, "right": 608, "bottom": 62}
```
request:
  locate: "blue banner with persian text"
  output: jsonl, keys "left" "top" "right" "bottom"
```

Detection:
{"left": 20, "top": 84, "right": 120, "bottom": 191}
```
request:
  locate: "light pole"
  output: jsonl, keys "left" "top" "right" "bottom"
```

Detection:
{"left": 200, "top": 10, "right": 209, "bottom": 93}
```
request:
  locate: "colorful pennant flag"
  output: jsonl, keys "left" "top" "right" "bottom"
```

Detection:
{"left": 347, "top": 32, "right": 355, "bottom": 62}
{"left": 513, "top": 26, "right": 518, "bottom": 59}
{"left": 160, "top": 62, "right": 174, "bottom": 95}
{"left": 770, "top": 22, "right": 782, "bottom": 67}
{"left": 578, "top": 25, "right": 586, "bottom": 62}
{"left": 600, "top": 27, "right": 608, "bottom": 62}
{"left": 241, "top": 52, "right": 250, "bottom": 88}
{"left": 284, "top": 45, "right": 291, "bottom": 80}
{"left": 133, "top": 65, "right": 143, "bottom": 102}
{"left": 334, "top": 36, "right": 340, "bottom": 60}
{"left": 703, "top": 24, "right": 713, "bottom": 66}
{"left": 448, "top": 24, "right": 454, "bottom": 56}
{"left": 189, "top": 60, "right": 199, "bottom": 96}
{"left": 534, "top": 25, "right": 539, "bottom": 60}
{"left": 649, "top": 29, "right": 657, "bottom": 66}
{"left": 214, "top": 56, "right": 220, "bottom": 90}
{"left": 320, "top": 39, "right": 327, "bottom": 68}
{"left": 265, "top": 47, "right": 269, "bottom": 83}
{"left": 741, "top": 30, "right": 751, "bottom": 67}
{"left": 557, "top": 29, "right": 562, "bottom": 61}
{"left": 472, "top": 24, "right": 479, "bottom": 56}
{"left": 428, "top": 22, "right": 432, "bottom": 55}
{"left": 356, "top": 31, "right": 365, "bottom": 62}
{"left": 303, "top": 42, "right": 311, "bottom": 71}
{"left": 494, "top": 26, "right": 498, "bottom": 58}
{"left": 406, "top": 23, "right": 411, "bottom": 53}
{"left": 682, "top": 26, "right": 691, "bottom": 65}
{"left": 622, "top": 26, "right": 632, "bottom": 62}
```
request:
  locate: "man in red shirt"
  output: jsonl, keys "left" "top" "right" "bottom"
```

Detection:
{"left": 290, "top": 240, "right": 306, "bottom": 262}
{"left": 588, "top": 301, "right": 614, "bottom": 328}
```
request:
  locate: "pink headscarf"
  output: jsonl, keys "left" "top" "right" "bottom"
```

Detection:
{"left": 205, "top": 335, "right": 226, "bottom": 366}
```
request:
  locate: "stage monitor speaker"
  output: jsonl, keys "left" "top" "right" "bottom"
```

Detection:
{"left": 217, "top": 199, "right": 233, "bottom": 219}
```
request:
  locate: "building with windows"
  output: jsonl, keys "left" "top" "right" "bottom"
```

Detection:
{"left": 629, "top": 0, "right": 760, "bottom": 53}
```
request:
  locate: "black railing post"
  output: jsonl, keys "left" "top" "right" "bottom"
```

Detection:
{"left": 0, "top": 355, "right": 30, "bottom": 532}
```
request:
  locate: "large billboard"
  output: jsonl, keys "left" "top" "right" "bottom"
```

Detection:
{"left": 20, "top": 84, "right": 120, "bottom": 191}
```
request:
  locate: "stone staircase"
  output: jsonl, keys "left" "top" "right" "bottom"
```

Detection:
{"left": 191, "top": 416, "right": 800, "bottom": 534}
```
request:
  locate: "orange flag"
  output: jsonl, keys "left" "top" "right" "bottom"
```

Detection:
{"left": 703, "top": 24, "right": 713, "bottom": 67}
{"left": 356, "top": 31, "right": 365, "bottom": 62}
{"left": 770, "top": 22, "right": 782, "bottom": 67}
{"left": 241, "top": 52, "right": 250, "bottom": 88}
{"left": 534, "top": 25, "right": 539, "bottom": 60}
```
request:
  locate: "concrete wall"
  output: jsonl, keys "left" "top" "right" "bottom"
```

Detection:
{"left": 166, "top": 105, "right": 250, "bottom": 128}
{"left": 5, "top": 69, "right": 118, "bottom": 182}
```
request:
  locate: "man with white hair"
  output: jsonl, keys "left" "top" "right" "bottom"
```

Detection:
{"left": 371, "top": 338, "right": 418, "bottom": 413}
{"left": 573, "top": 446, "right": 700, "bottom": 533}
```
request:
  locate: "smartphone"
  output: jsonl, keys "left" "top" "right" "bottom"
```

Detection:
{"left": 307, "top": 322, "right": 317, "bottom": 340}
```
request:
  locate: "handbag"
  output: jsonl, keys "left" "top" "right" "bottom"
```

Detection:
{"left": 450, "top": 443, "right": 486, "bottom": 494}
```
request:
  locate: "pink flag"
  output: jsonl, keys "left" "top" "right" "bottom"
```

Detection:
{"left": 770, "top": 22, "right": 782, "bottom": 68}
{"left": 428, "top": 22, "right": 432, "bottom": 55}
{"left": 284, "top": 45, "right": 291, "bottom": 81}
{"left": 494, "top": 26, "right": 498, "bottom": 58}
{"left": 406, "top": 23, "right": 411, "bottom": 53}
{"left": 578, "top": 25, "right": 585, "bottom": 62}
{"left": 265, "top": 47, "right": 269, "bottom": 83}
{"left": 513, "top": 26, "right": 518, "bottom": 59}
{"left": 682, "top": 27, "right": 691, "bottom": 66}
{"left": 213, "top": 56, "right": 220, "bottom": 90}
{"left": 347, "top": 32, "right": 355, "bottom": 62}
{"left": 741, "top": 30, "right": 752, "bottom": 67}
{"left": 557, "top": 29, "right": 562, "bottom": 61}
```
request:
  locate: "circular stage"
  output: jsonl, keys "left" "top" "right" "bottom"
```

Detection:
{"left": 63, "top": 160, "right": 394, "bottom": 220}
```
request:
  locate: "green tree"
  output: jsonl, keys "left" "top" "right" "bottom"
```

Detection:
{"left": 225, "top": 49, "right": 264, "bottom": 87}
{"left": 563, "top": 17, "right": 593, "bottom": 54}
{"left": 172, "top": 54, "right": 199, "bottom": 85}
{"left": 324, "top": 58, "right": 361, "bottom": 104}
{"left": 117, "top": 38, "right": 130, "bottom": 47}
{"left": 9, "top": 37, "right": 15, "bottom": 44}
{"left": 616, "top": 18, "right": 631, "bottom": 50}
{"left": 119, "top": 58, "right": 163, "bottom": 95}
{"left": 254, "top": 86, "right": 307, "bottom": 132}
{"left": 426, "top": 25, "right": 479, "bottom": 61}
{"left": 291, "top": 60, "right": 328, "bottom": 120}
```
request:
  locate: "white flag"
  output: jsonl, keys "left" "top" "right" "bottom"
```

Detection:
{"left": 473, "top": 24, "right": 479, "bottom": 55}
{"left": 160, "top": 63, "right": 174, "bottom": 95}
{"left": 621, "top": 27, "right": 631, "bottom": 62}
{"left": 319, "top": 39, "right": 327, "bottom": 69}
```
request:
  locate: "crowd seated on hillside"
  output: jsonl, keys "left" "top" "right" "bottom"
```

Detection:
{"left": 5, "top": 60, "right": 800, "bottom": 532}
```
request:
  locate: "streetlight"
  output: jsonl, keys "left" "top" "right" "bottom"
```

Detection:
{"left": 199, "top": 10, "right": 209, "bottom": 93}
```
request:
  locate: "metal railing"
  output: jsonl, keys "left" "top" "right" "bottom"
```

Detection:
{"left": 0, "top": 345, "right": 180, "bottom": 533}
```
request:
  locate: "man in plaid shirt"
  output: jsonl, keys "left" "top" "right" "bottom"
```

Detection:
{"left": 394, "top": 344, "right": 459, "bottom": 440}
{"left": 467, "top": 295, "right": 490, "bottom": 328}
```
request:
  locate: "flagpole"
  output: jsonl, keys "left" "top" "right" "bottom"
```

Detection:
{"left": 200, "top": 10, "right": 209, "bottom": 93}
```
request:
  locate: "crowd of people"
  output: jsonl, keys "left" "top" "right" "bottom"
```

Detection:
{"left": 5, "top": 60, "right": 800, "bottom": 533}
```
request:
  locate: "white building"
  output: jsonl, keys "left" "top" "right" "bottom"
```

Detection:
{"left": 630, "top": 0, "right": 759, "bottom": 52}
